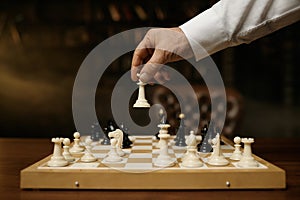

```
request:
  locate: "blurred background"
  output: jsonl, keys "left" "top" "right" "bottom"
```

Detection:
{"left": 0, "top": 0, "right": 299, "bottom": 138}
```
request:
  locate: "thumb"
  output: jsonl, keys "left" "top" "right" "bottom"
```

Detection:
{"left": 139, "top": 49, "right": 165, "bottom": 83}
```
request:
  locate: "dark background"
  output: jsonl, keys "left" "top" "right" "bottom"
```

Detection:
{"left": 0, "top": 0, "right": 299, "bottom": 138}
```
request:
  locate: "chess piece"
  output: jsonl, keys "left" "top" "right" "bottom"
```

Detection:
{"left": 237, "top": 138, "right": 259, "bottom": 168}
{"left": 155, "top": 108, "right": 166, "bottom": 140}
{"left": 70, "top": 132, "right": 85, "bottom": 153}
{"left": 133, "top": 73, "right": 150, "bottom": 108}
{"left": 197, "top": 124, "right": 208, "bottom": 151}
{"left": 175, "top": 113, "right": 187, "bottom": 147}
{"left": 154, "top": 124, "right": 176, "bottom": 167}
{"left": 81, "top": 137, "right": 97, "bottom": 162}
{"left": 199, "top": 122, "right": 215, "bottom": 153}
{"left": 230, "top": 136, "right": 243, "bottom": 161}
{"left": 108, "top": 129, "right": 125, "bottom": 156}
{"left": 102, "top": 120, "right": 116, "bottom": 145}
{"left": 182, "top": 131, "right": 203, "bottom": 168}
{"left": 90, "top": 122, "right": 101, "bottom": 142}
{"left": 207, "top": 133, "right": 229, "bottom": 166}
{"left": 62, "top": 138, "right": 75, "bottom": 162}
{"left": 103, "top": 138, "right": 123, "bottom": 163}
{"left": 119, "top": 122, "right": 132, "bottom": 148}
{"left": 47, "top": 138, "right": 68, "bottom": 167}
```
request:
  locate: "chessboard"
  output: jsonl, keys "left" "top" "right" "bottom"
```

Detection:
{"left": 20, "top": 135, "right": 285, "bottom": 190}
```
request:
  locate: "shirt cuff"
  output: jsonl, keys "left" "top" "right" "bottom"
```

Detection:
{"left": 180, "top": 6, "right": 230, "bottom": 61}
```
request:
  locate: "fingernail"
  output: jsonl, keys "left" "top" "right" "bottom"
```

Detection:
{"left": 139, "top": 73, "right": 151, "bottom": 83}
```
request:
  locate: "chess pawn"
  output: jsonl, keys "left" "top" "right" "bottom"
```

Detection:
{"left": 70, "top": 132, "right": 85, "bottom": 153}
{"left": 207, "top": 134, "right": 229, "bottom": 166}
{"left": 230, "top": 136, "right": 242, "bottom": 161}
{"left": 175, "top": 113, "right": 187, "bottom": 147}
{"left": 90, "top": 122, "right": 101, "bottom": 142}
{"left": 104, "top": 138, "right": 123, "bottom": 163}
{"left": 237, "top": 138, "right": 259, "bottom": 168}
{"left": 81, "top": 137, "right": 97, "bottom": 162}
{"left": 47, "top": 138, "right": 68, "bottom": 167}
{"left": 133, "top": 73, "right": 150, "bottom": 108}
{"left": 62, "top": 138, "right": 75, "bottom": 162}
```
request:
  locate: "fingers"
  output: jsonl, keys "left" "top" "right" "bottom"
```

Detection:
{"left": 154, "top": 69, "right": 170, "bottom": 84}
{"left": 139, "top": 49, "right": 166, "bottom": 83}
{"left": 131, "top": 48, "right": 148, "bottom": 81}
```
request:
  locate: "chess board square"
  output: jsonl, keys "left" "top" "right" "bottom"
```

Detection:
{"left": 70, "top": 162, "right": 100, "bottom": 168}
{"left": 131, "top": 149, "right": 152, "bottom": 153}
{"left": 152, "top": 149, "right": 174, "bottom": 154}
{"left": 124, "top": 163, "right": 153, "bottom": 169}
{"left": 102, "top": 163, "right": 126, "bottom": 168}
{"left": 127, "top": 158, "right": 152, "bottom": 163}
{"left": 131, "top": 145, "right": 152, "bottom": 150}
{"left": 134, "top": 136, "right": 153, "bottom": 139}
{"left": 133, "top": 143, "right": 152, "bottom": 146}
{"left": 134, "top": 139, "right": 152, "bottom": 144}
{"left": 128, "top": 153, "right": 152, "bottom": 158}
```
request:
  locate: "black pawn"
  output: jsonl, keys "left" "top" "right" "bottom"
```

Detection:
{"left": 90, "top": 122, "right": 101, "bottom": 141}
{"left": 119, "top": 123, "right": 132, "bottom": 148}
{"left": 197, "top": 124, "right": 208, "bottom": 151}
{"left": 198, "top": 122, "right": 216, "bottom": 153}
{"left": 175, "top": 113, "right": 187, "bottom": 147}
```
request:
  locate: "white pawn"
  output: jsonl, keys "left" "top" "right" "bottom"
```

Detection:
{"left": 230, "top": 136, "right": 243, "bottom": 161}
{"left": 81, "top": 137, "right": 97, "bottom": 162}
{"left": 207, "top": 133, "right": 229, "bottom": 166}
{"left": 103, "top": 138, "right": 123, "bottom": 163}
{"left": 70, "top": 132, "right": 84, "bottom": 153}
{"left": 62, "top": 138, "right": 75, "bottom": 162}
{"left": 237, "top": 138, "right": 259, "bottom": 168}
{"left": 47, "top": 138, "right": 68, "bottom": 167}
{"left": 181, "top": 131, "right": 203, "bottom": 168}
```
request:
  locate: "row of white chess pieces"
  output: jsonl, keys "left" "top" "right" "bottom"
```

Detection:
{"left": 164, "top": 129, "right": 259, "bottom": 168}
{"left": 47, "top": 126, "right": 258, "bottom": 169}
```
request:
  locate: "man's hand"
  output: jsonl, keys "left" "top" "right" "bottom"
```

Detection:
{"left": 131, "top": 27, "right": 193, "bottom": 84}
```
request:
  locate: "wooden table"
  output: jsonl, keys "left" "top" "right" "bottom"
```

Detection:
{"left": 1, "top": 137, "right": 299, "bottom": 200}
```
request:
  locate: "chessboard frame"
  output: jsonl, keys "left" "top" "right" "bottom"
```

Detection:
{"left": 20, "top": 136, "right": 285, "bottom": 190}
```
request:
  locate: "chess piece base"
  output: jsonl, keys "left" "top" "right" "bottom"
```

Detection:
{"left": 208, "top": 156, "right": 229, "bottom": 166}
{"left": 70, "top": 146, "right": 84, "bottom": 153}
{"left": 230, "top": 152, "right": 242, "bottom": 161}
{"left": 133, "top": 99, "right": 150, "bottom": 108}
{"left": 237, "top": 157, "right": 259, "bottom": 168}
{"left": 103, "top": 156, "right": 123, "bottom": 163}
{"left": 81, "top": 155, "right": 97, "bottom": 163}
{"left": 47, "top": 156, "right": 68, "bottom": 167}
{"left": 154, "top": 156, "right": 176, "bottom": 168}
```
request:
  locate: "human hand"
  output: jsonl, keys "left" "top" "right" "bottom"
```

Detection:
{"left": 131, "top": 27, "right": 193, "bottom": 84}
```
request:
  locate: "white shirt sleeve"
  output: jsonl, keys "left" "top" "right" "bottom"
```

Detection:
{"left": 180, "top": 0, "right": 300, "bottom": 61}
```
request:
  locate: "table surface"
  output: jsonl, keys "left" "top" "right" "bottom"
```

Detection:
{"left": 1, "top": 137, "right": 300, "bottom": 200}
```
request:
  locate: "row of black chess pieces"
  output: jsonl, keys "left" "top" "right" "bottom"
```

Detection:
{"left": 90, "top": 120, "right": 132, "bottom": 148}
{"left": 90, "top": 118, "right": 219, "bottom": 153}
